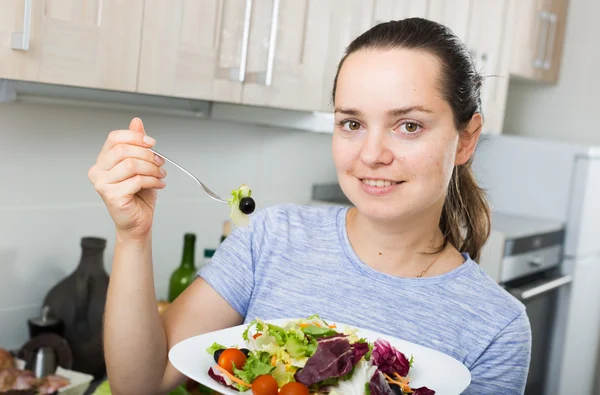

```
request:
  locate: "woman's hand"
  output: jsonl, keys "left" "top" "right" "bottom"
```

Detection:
{"left": 88, "top": 117, "right": 166, "bottom": 240}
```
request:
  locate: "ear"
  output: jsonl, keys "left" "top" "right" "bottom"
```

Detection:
{"left": 455, "top": 113, "right": 483, "bottom": 166}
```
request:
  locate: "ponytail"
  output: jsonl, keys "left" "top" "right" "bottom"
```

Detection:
{"left": 440, "top": 161, "right": 491, "bottom": 262}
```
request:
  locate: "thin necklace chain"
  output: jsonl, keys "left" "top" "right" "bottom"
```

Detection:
{"left": 416, "top": 251, "right": 444, "bottom": 278}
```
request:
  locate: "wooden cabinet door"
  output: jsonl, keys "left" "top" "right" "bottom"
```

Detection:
{"left": 509, "top": 0, "right": 568, "bottom": 83}
{"left": 0, "top": 0, "right": 144, "bottom": 91}
{"left": 240, "top": 0, "right": 374, "bottom": 112}
{"left": 427, "top": 0, "right": 471, "bottom": 43}
{"left": 137, "top": 0, "right": 249, "bottom": 104}
{"left": 466, "top": 0, "right": 513, "bottom": 134}
{"left": 372, "top": 0, "right": 430, "bottom": 25}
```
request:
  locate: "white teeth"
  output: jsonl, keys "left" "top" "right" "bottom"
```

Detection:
{"left": 361, "top": 179, "right": 397, "bottom": 187}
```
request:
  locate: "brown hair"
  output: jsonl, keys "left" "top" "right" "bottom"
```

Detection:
{"left": 332, "top": 18, "right": 491, "bottom": 262}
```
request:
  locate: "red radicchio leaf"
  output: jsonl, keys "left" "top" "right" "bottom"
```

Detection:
{"left": 412, "top": 387, "right": 436, "bottom": 395}
{"left": 208, "top": 366, "right": 239, "bottom": 391}
{"left": 372, "top": 339, "right": 410, "bottom": 377}
{"left": 352, "top": 341, "right": 370, "bottom": 365}
{"left": 369, "top": 370, "right": 395, "bottom": 395}
{"left": 294, "top": 335, "right": 354, "bottom": 386}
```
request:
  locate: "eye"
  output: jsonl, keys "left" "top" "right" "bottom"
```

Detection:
{"left": 343, "top": 120, "right": 362, "bottom": 131}
{"left": 399, "top": 122, "right": 421, "bottom": 134}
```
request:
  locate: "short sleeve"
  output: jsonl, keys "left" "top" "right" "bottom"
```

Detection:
{"left": 198, "top": 209, "right": 269, "bottom": 317}
{"left": 463, "top": 311, "right": 532, "bottom": 394}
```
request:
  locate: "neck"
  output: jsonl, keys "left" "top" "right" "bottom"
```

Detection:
{"left": 346, "top": 205, "right": 447, "bottom": 277}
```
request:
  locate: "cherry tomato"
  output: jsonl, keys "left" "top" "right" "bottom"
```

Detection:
{"left": 251, "top": 374, "right": 278, "bottom": 395}
{"left": 280, "top": 382, "right": 310, "bottom": 395}
{"left": 217, "top": 348, "right": 247, "bottom": 375}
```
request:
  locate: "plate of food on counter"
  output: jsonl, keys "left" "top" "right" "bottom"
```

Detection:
{"left": 0, "top": 347, "right": 93, "bottom": 395}
{"left": 168, "top": 315, "right": 471, "bottom": 395}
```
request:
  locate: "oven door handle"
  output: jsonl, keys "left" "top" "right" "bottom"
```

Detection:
{"left": 516, "top": 275, "right": 573, "bottom": 300}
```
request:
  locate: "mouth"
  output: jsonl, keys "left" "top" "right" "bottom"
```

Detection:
{"left": 358, "top": 178, "right": 404, "bottom": 196}
{"left": 360, "top": 178, "right": 402, "bottom": 187}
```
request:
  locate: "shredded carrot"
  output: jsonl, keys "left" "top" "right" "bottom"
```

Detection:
{"left": 271, "top": 355, "right": 277, "bottom": 366}
{"left": 300, "top": 322, "right": 321, "bottom": 328}
{"left": 328, "top": 324, "right": 337, "bottom": 328}
{"left": 253, "top": 333, "right": 262, "bottom": 339}
{"left": 299, "top": 323, "right": 310, "bottom": 328}
{"left": 384, "top": 373, "right": 412, "bottom": 393}
{"left": 215, "top": 365, "right": 252, "bottom": 388}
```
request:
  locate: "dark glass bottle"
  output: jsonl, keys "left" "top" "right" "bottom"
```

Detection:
{"left": 168, "top": 233, "right": 197, "bottom": 302}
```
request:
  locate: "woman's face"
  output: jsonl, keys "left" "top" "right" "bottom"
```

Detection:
{"left": 332, "top": 48, "right": 479, "bottom": 222}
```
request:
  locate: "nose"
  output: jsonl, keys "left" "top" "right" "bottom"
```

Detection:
{"left": 359, "top": 129, "right": 393, "bottom": 167}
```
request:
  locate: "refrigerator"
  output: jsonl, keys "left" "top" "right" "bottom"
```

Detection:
{"left": 472, "top": 134, "right": 600, "bottom": 395}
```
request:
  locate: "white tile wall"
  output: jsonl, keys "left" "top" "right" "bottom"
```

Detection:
{"left": 0, "top": 100, "right": 337, "bottom": 350}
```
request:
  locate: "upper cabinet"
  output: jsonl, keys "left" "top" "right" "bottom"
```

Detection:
{"left": 240, "top": 0, "right": 373, "bottom": 112}
{"left": 372, "top": 0, "right": 429, "bottom": 23}
{"left": 0, "top": 0, "right": 144, "bottom": 91}
{"left": 427, "top": 0, "right": 471, "bottom": 43}
{"left": 509, "top": 0, "right": 569, "bottom": 83}
{"left": 137, "top": 0, "right": 372, "bottom": 113}
{"left": 464, "top": 0, "right": 515, "bottom": 134}
{"left": 137, "top": 0, "right": 245, "bottom": 105}
{"left": 0, "top": 1, "right": 571, "bottom": 131}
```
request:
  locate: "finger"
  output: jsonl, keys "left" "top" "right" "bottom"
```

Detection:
{"left": 100, "top": 143, "right": 165, "bottom": 171}
{"left": 99, "top": 129, "right": 156, "bottom": 159}
{"left": 112, "top": 175, "right": 166, "bottom": 196}
{"left": 129, "top": 117, "right": 146, "bottom": 135}
{"left": 105, "top": 158, "right": 166, "bottom": 184}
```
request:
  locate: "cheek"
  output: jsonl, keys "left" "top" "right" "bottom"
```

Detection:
{"left": 332, "top": 135, "right": 356, "bottom": 172}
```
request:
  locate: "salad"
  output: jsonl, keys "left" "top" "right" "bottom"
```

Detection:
{"left": 205, "top": 315, "right": 435, "bottom": 395}
{"left": 228, "top": 184, "right": 256, "bottom": 227}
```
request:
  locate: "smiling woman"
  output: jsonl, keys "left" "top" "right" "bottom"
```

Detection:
{"left": 89, "top": 17, "right": 531, "bottom": 395}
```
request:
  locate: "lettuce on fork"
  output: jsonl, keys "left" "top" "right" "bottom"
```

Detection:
{"left": 227, "top": 184, "right": 255, "bottom": 227}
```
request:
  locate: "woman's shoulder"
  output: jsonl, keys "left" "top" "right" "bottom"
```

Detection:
{"left": 457, "top": 257, "right": 527, "bottom": 324}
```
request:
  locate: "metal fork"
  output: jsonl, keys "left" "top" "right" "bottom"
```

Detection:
{"left": 149, "top": 148, "right": 227, "bottom": 204}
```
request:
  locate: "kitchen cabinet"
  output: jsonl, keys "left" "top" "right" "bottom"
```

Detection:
{"left": 240, "top": 0, "right": 373, "bottom": 112}
{"left": 372, "top": 0, "right": 429, "bottom": 24}
{"left": 509, "top": 0, "right": 569, "bottom": 84}
{"left": 465, "top": 0, "right": 515, "bottom": 134}
{"left": 0, "top": 0, "right": 144, "bottom": 91}
{"left": 427, "top": 0, "right": 471, "bottom": 43}
{"left": 137, "top": 0, "right": 373, "bottom": 113}
{"left": 137, "top": 0, "right": 245, "bottom": 104}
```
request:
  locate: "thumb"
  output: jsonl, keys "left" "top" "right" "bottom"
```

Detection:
{"left": 129, "top": 117, "right": 146, "bottom": 135}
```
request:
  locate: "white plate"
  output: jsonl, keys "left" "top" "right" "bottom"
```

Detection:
{"left": 169, "top": 318, "right": 471, "bottom": 395}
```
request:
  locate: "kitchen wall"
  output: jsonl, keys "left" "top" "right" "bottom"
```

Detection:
{"left": 0, "top": 100, "right": 337, "bottom": 350}
{"left": 503, "top": 0, "right": 600, "bottom": 145}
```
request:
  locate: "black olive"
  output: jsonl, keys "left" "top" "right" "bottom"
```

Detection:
{"left": 239, "top": 197, "right": 256, "bottom": 215}
{"left": 213, "top": 349, "right": 224, "bottom": 363}
{"left": 240, "top": 348, "right": 250, "bottom": 357}
{"left": 388, "top": 383, "right": 404, "bottom": 395}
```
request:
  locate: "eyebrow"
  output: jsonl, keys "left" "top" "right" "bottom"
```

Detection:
{"left": 334, "top": 106, "right": 434, "bottom": 117}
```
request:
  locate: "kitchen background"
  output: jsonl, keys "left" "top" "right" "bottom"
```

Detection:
{"left": 1, "top": 0, "right": 599, "bottom": 395}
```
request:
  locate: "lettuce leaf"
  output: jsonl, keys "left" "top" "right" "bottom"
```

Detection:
{"left": 206, "top": 342, "right": 226, "bottom": 355}
{"left": 232, "top": 351, "right": 274, "bottom": 386}
{"left": 371, "top": 339, "right": 411, "bottom": 377}
{"left": 227, "top": 184, "right": 252, "bottom": 227}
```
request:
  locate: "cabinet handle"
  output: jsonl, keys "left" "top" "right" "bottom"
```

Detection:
{"left": 533, "top": 10, "right": 550, "bottom": 69}
{"left": 544, "top": 12, "right": 558, "bottom": 70}
{"left": 218, "top": 0, "right": 253, "bottom": 82}
{"left": 246, "top": 0, "right": 280, "bottom": 86}
{"left": 11, "top": 0, "right": 32, "bottom": 51}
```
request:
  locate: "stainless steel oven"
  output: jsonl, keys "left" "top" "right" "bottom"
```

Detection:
{"left": 480, "top": 212, "right": 571, "bottom": 395}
